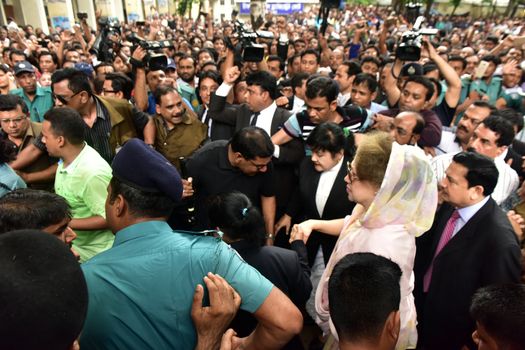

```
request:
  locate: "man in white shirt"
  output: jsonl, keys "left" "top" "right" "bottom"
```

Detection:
{"left": 432, "top": 114, "right": 518, "bottom": 205}
{"left": 434, "top": 101, "right": 494, "bottom": 156}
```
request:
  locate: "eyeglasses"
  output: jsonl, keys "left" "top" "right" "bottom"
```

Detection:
{"left": 249, "top": 159, "right": 268, "bottom": 170}
{"left": 52, "top": 91, "right": 81, "bottom": 105}
{"left": 346, "top": 161, "right": 359, "bottom": 184}
{"left": 0, "top": 115, "right": 27, "bottom": 124}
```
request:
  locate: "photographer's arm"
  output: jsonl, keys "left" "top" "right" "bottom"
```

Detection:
{"left": 131, "top": 46, "right": 148, "bottom": 112}
{"left": 425, "top": 38, "right": 461, "bottom": 108}
{"left": 318, "top": 33, "right": 332, "bottom": 67}
{"left": 81, "top": 19, "right": 93, "bottom": 44}
{"left": 206, "top": 13, "right": 214, "bottom": 40}
{"left": 385, "top": 60, "right": 403, "bottom": 107}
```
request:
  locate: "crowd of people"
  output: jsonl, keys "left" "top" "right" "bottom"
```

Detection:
{"left": 0, "top": 3, "right": 525, "bottom": 350}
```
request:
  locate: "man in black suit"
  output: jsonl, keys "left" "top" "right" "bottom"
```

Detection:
{"left": 208, "top": 67, "right": 304, "bottom": 244}
{"left": 414, "top": 152, "right": 522, "bottom": 350}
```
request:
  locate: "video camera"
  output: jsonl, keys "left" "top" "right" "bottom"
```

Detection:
{"left": 234, "top": 19, "right": 274, "bottom": 62}
{"left": 91, "top": 16, "right": 122, "bottom": 62}
{"left": 126, "top": 33, "right": 174, "bottom": 70}
{"left": 395, "top": 16, "right": 438, "bottom": 61}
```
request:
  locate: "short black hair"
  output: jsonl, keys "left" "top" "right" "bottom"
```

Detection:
{"left": 208, "top": 191, "right": 265, "bottom": 245}
{"left": 267, "top": 55, "right": 285, "bottom": 72}
{"left": 427, "top": 77, "right": 442, "bottom": 97}
{"left": 403, "top": 76, "right": 435, "bottom": 101}
{"left": 470, "top": 284, "right": 525, "bottom": 349}
{"left": 38, "top": 51, "right": 58, "bottom": 66}
{"left": 0, "top": 94, "right": 29, "bottom": 114}
{"left": 481, "top": 114, "right": 515, "bottom": 147}
{"left": 153, "top": 85, "right": 179, "bottom": 106}
{"left": 452, "top": 152, "right": 499, "bottom": 196}
{"left": 485, "top": 36, "right": 499, "bottom": 45}
{"left": 108, "top": 177, "right": 175, "bottom": 218}
{"left": 51, "top": 68, "right": 93, "bottom": 96}
{"left": 306, "top": 122, "right": 355, "bottom": 158}
{"left": 353, "top": 73, "right": 378, "bottom": 93}
{"left": 300, "top": 48, "right": 320, "bottom": 64}
{"left": 341, "top": 60, "right": 362, "bottom": 77}
{"left": 494, "top": 108, "right": 524, "bottom": 133}
{"left": 0, "top": 137, "right": 16, "bottom": 163}
{"left": 43, "top": 107, "right": 85, "bottom": 145}
{"left": 329, "top": 253, "right": 402, "bottom": 344}
{"left": 448, "top": 55, "right": 467, "bottom": 71}
{"left": 9, "top": 49, "right": 26, "bottom": 61}
{"left": 229, "top": 126, "right": 274, "bottom": 160}
{"left": 0, "top": 189, "right": 71, "bottom": 233}
{"left": 481, "top": 54, "right": 501, "bottom": 66}
{"left": 105, "top": 73, "right": 133, "bottom": 100}
{"left": 197, "top": 70, "right": 222, "bottom": 104}
{"left": 361, "top": 55, "right": 381, "bottom": 68}
{"left": 246, "top": 70, "right": 277, "bottom": 100}
{"left": 0, "top": 229, "right": 87, "bottom": 350}
{"left": 305, "top": 75, "right": 339, "bottom": 103}
{"left": 291, "top": 72, "right": 309, "bottom": 93}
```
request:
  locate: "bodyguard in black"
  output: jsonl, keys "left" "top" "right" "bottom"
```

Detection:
{"left": 186, "top": 127, "right": 276, "bottom": 235}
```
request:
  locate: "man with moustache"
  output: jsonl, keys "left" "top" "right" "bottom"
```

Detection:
{"left": 152, "top": 86, "right": 207, "bottom": 172}
{"left": 434, "top": 101, "right": 495, "bottom": 156}
{"left": 432, "top": 114, "right": 519, "bottom": 205}
{"left": 10, "top": 61, "right": 53, "bottom": 122}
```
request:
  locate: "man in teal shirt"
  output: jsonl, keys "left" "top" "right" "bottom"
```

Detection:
{"left": 10, "top": 61, "right": 53, "bottom": 122}
{"left": 80, "top": 139, "right": 302, "bottom": 350}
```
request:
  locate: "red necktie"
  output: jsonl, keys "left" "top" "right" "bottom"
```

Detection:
{"left": 423, "top": 210, "right": 460, "bottom": 292}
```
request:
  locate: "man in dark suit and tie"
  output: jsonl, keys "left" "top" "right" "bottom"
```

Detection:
{"left": 414, "top": 152, "right": 522, "bottom": 350}
{"left": 208, "top": 67, "right": 304, "bottom": 244}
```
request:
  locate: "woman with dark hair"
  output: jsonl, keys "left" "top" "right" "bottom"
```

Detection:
{"left": 208, "top": 191, "right": 311, "bottom": 349}
{"left": 294, "top": 132, "right": 438, "bottom": 349}
{"left": 0, "top": 137, "right": 26, "bottom": 197}
{"left": 275, "top": 122, "right": 356, "bottom": 321}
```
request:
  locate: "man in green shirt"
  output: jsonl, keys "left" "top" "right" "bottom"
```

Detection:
{"left": 41, "top": 107, "right": 114, "bottom": 262}
{"left": 10, "top": 61, "right": 53, "bottom": 122}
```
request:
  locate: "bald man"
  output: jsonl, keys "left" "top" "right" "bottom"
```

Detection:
{"left": 390, "top": 111, "right": 425, "bottom": 146}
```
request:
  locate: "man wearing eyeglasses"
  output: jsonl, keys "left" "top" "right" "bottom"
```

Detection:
{"left": 433, "top": 101, "right": 494, "bottom": 157}
{"left": 10, "top": 61, "right": 53, "bottom": 123}
{"left": 10, "top": 68, "right": 155, "bottom": 172}
{"left": 0, "top": 94, "right": 56, "bottom": 191}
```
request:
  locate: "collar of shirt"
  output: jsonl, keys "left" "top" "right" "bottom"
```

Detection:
{"left": 337, "top": 92, "right": 351, "bottom": 107}
{"left": 58, "top": 142, "right": 89, "bottom": 174}
{"left": 258, "top": 101, "right": 277, "bottom": 120}
{"left": 113, "top": 220, "right": 172, "bottom": 246}
{"left": 496, "top": 148, "right": 508, "bottom": 162}
{"left": 457, "top": 195, "right": 490, "bottom": 226}
{"left": 94, "top": 96, "right": 108, "bottom": 120}
{"left": 34, "top": 86, "right": 50, "bottom": 97}
{"left": 323, "top": 156, "right": 344, "bottom": 174}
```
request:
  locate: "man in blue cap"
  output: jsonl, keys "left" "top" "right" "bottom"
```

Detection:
{"left": 10, "top": 60, "right": 53, "bottom": 122}
{"left": 80, "top": 138, "right": 302, "bottom": 350}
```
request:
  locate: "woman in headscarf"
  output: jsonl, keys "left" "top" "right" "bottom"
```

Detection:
{"left": 293, "top": 132, "right": 438, "bottom": 349}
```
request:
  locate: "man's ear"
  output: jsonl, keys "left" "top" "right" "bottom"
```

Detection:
{"left": 495, "top": 145, "right": 508, "bottom": 158}
{"left": 329, "top": 99, "right": 338, "bottom": 112}
{"left": 114, "top": 194, "right": 127, "bottom": 217}
{"left": 384, "top": 310, "right": 401, "bottom": 345}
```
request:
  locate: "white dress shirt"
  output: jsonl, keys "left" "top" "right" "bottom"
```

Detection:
{"left": 315, "top": 158, "right": 343, "bottom": 217}
{"left": 431, "top": 152, "right": 519, "bottom": 205}
{"left": 453, "top": 196, "right": 490, "bottom": 237}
